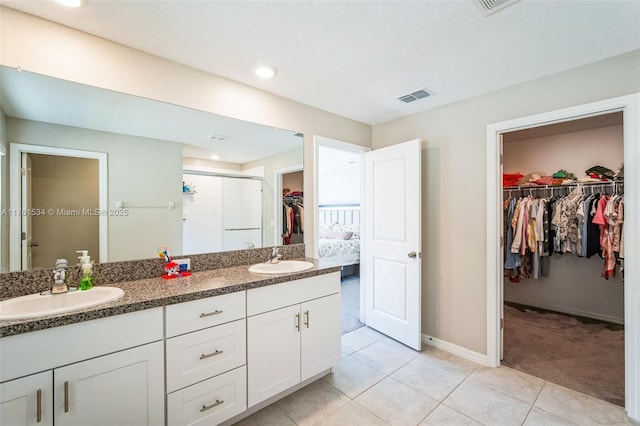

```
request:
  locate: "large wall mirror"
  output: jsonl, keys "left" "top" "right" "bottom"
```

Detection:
{"left": 0, "top": 66, "right": 304, "bottom": 272}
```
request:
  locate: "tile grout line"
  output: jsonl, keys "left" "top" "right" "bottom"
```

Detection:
{"left": 519, "top": 380, "right": 549, "bottom": 426}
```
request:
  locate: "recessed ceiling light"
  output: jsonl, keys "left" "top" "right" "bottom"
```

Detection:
{"left": 255, "top": 65, "right": 277, "bottom": 79}
{"left": 210, "top": 154, "right": 220, "bottom": 160}
{"left": 53, "top": 0, "right": 85, "bottom": 7}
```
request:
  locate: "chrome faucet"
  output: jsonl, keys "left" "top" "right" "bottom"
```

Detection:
{"left": 266, "top": 247, "right": 282, "bottom": 264}
{"left": 51, "top": 258, "right": 69, "bottom": 294}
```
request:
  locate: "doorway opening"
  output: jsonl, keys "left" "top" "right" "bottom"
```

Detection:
{"left": 501, "top": 112, "right": 624, "bottom": 405}
{"left": 315, "top": 136, "right": 368, "bottom": 335}
{"left": 9, "top": 144, "right": 107, "bottom": 271}
{"left": 274, "top": 165, "right": 303, "bottom": 248}
{"left": 486, "top": 94, "right": 640, "bottom": 419}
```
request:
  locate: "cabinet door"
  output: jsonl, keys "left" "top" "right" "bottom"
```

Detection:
{"left": 54, "top": 341, "right": 164, "bottom": 426}
{"left": 301, "top": 293, "right": 342, "bottom": 381}
{"left": 0, "top": 371, "right": 52, "bottom": 426}
{"left": 247, "top": 304, "right": 301, "bottom": 407}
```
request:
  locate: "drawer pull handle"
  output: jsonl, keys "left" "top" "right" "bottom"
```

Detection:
{"left": 199, "top": 309, "right": 223, "bottom": 318}
{"left": 200, "top": 399, "right": 224, "bottom": 412}
{"left": 200, "top": 349, "right": 224, "bottom": 360}
{"left": 304, "top": 310, "right": 309, "bottom": 328}
{"left": 295, "top": 313, "right": 300, "bottom": 331}
{"left": 64, "top": 381, "right": 69, "bottom": 413}
{"left": 36, "top": 389, "right": 42, "bottom": 423}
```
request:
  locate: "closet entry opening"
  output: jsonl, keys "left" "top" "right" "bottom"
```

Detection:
{"left": 281, "top": 170, "right": 303, "bottom": 246}
{"left": 500, "top": 111, "right": 625, "bottom": 406}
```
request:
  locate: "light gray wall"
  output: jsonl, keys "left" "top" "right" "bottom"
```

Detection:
{"left": 372, "top": 50, "right": 640, "bottom": 354}
{"left": 0, "top": 7, "right": 372, "bottom": 259}
{"left": 7, "top": 118, "right": 183, "bottom": 263}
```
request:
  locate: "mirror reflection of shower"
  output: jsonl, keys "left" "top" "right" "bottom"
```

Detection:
{"left": 182, "top": 172, "right": 264, "bottom": 254}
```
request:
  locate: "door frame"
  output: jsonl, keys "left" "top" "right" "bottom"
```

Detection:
{"left": 274, "top": 164, "right": 303, "bottom": 247}
{"left": 314, "top": 136, "right": 369, "bottom": 322}
{"left": 486, "top": 94, "right": 640, "bottom": 419}
{"left": 9, "top": 144, "right": 108, "bottom": 270}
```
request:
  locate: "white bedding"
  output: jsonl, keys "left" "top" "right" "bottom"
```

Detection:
{"left": 318, "top": 237, "right": 360, "bottom": 260}
{"left": 318, "top": 222, "right": 360, "bottom": 265}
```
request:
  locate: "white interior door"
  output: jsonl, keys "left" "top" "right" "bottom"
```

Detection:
{"left": 363, "top": 139, "right": 422, "bottom": 350}
{"left": 20, "top": 153, "right": 33, "bottom": 270}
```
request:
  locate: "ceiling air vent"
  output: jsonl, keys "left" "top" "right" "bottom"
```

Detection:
{"left": 207, "top": 134, "right": 230, "bottom": 142}
{"left": 398, "top": 89, "right": 431, "bottom": 104}
{"left": 475, "top": 0, "right": 521, "bottom": 16}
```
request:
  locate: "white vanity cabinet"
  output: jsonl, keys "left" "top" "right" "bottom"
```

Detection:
{"left": 165, "top": 291, "right": 247, "bottom": 426}
{"left": 246, "top": 273, "right": 341, "bottom": 407}
{"left": 54, "top": 341, "right": 164, "bottom": 426}
{"left": 0, "top": 308, "right": 164, "bottom": 426}
{"left": 0, "top": 371, "right": 53, "bottom": 426}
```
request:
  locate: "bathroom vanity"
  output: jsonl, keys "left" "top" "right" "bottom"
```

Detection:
{"left": 0, "top": 258, "right": 341, "bottom": 426}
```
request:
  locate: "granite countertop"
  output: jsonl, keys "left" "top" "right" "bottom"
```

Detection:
{"left": 0, "top": 258, "right": 341, "bottom": 338}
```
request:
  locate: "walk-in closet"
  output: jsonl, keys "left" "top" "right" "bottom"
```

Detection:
{"left": 282, "top": 170, "right": 303, "bottom": 245}
{"left": 501, "top": 111, "right": 625, "bottom": 406}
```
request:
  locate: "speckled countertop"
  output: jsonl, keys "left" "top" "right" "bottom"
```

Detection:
{"left": 0, "top": 257, "right": 341, "bottom": 338}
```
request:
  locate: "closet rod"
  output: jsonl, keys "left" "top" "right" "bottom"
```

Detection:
{"left": 503, "top": 180, "right": 623, "bottom": 191}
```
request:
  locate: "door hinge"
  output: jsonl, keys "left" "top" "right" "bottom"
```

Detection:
{"left": 500, "top": 236, "right": 504, "bottom": 247}
{"left": 20, "top": 167, "right": 28, "bottom": 176}
{"left": 500, "top": 318, "right": 504, "bottom": 330}
{"left": 499, "top": 154, "right": 503, "bottom": 165}
{"left": 21, "top": 232, "right": 27, "bottom": 241}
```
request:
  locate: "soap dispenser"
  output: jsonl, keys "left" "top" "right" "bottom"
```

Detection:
{"left": 77, "top": 250, "right": 94, "bottom": 290}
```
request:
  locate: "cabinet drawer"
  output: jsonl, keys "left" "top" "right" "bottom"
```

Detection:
{"left": 167, "top": 366, "right": 246, "bottom": 426}
{"left": 166, "top": 291, "right": 245, "bottom": 337}
{"left": 247, "top": 273, "right": 340, "bottom": 316}
{"left": 166, "top": 319, "right": 246, "bottom": 393}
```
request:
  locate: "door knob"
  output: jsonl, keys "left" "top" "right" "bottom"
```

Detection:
{"left": 408, "top": 251, "right": 417, "bottom": 258}
{"left": 30, "top": 242, "right": 39, "bottom": 247}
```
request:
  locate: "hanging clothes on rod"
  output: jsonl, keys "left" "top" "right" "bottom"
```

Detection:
{"left": 503, "top": 181, "right": 624, "bottom": 281}
{"left": 283, "top": 192, "right": 304, "bottom": 245}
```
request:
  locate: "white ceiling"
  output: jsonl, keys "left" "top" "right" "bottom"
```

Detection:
{"left": 2, "top": 0, "right": 639, "bottom": 125}
{"left": 0, "top": 65, "right": 303, "bottom": 164}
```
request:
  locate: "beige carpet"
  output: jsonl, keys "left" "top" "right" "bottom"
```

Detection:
{"left": 502, "top": 303, "right": 624, "bottom": 406}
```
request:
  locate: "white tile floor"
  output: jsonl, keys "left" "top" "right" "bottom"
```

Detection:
{"left": 234, "top": 326, "right": 632, "bottom": 426}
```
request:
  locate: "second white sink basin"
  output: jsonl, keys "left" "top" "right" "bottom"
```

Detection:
{"left": 248, "top": 260, "right": 314, "bottom": 274}
{"left": 0, "top": 286, "right": 125, "bottom": 321}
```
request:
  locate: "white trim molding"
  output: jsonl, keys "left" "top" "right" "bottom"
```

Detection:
{"left": 9, "top": 144, "right": 108, "bottom": 270}
{"left": 422, "top": 334, "right": 490, "bottom": 367}
{"left": 486, "top": 93, "right": 640, "bottom": 421}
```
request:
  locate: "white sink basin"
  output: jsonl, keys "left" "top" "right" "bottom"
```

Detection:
{"left": 248, "top": 260, "right": 314, "bottom": 274}
{"left": 0, "top": 286, "right": 124, "bottom": 321}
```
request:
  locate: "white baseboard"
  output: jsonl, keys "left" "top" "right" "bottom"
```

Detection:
{"left": 504, "top": 300, "right": 624, "bottom": 325}
{"left": 422, "top": 334, "right": 490, "bottom": 367}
